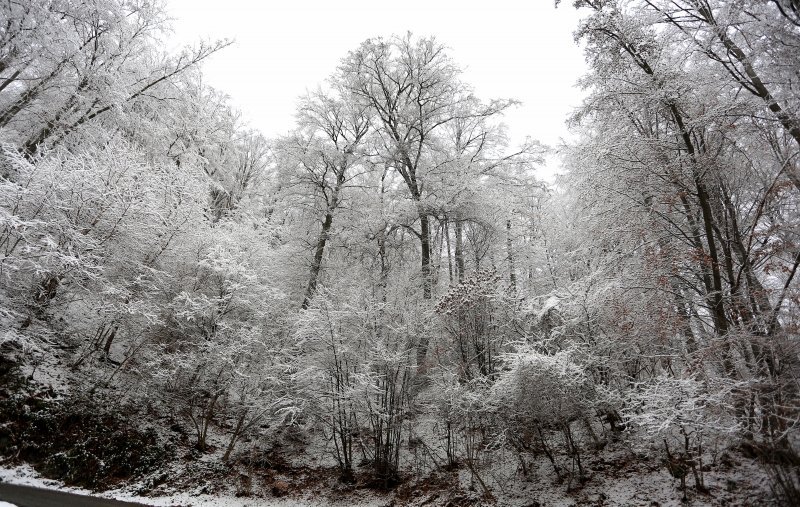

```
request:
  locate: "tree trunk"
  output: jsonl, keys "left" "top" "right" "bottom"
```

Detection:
{"left": 222, "top": 411, "right": 247, "bottom": 461}
{"left": 420, "top": 211, "right": 432, "bottom": 299}
{"left": 102, "top": 324, "right": 118, "bottom": 356}
{"left": 445, "top": 218, "right": 454, "bottom": 284}
{"left": 455, "top": 219, "right": 465, "bottom": 282}
{"left": 669, "top": 105, "right": 730, "bottom": 341}
{"left": 302, "top": 212, "right": 333, "bottom": 309}
{"left": 506, "top": 219, "right": 516, "bottom": 294}
{"left": 417, "top": 211, "right": 433, "bottom": 366}
{"left": 0, "top": 68, "right": 22, "bottom": 95}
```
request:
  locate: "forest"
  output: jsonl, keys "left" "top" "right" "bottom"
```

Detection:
{"left": 0, "top": 1, "right": 798, "bottom": 505}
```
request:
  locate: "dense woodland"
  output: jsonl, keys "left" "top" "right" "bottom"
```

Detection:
{"left": 1, "top": 0, "right": 799, "bottom": 505}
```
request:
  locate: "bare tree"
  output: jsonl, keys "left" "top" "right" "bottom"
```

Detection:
{"left": 274, "top": 90, "right": 370, "bottom": 308}
{"left": 338, "top": 34, "right": 514, "bottom": 363}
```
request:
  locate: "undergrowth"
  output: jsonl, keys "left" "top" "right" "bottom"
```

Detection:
{"left": 0, "top": 357, "right": 173, "bottom": 489}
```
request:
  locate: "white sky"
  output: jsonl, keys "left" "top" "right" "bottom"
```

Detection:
{"left": 165, "top": 0, "right": 588, "bottom": 174}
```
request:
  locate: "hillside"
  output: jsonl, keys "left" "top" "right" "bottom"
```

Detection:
{"left": 1, "top": 1, "right": 798, "bottom": 505}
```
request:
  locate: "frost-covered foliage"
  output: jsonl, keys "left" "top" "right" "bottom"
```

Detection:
{"left": 146, "top": 233, "right": 296, "bottom": 453}
{"left": 434, "top": 269, "right": 516, "bottom": 380}
{"left": 0, "top": 142, "right": 204, "bottom": 340}
{"left": 553, "top": 0, "right": 800, "bottom": 500}
{"left": 1, "top": 0, "right": 798, "bottom": 503}
{"left": 493, "top": 349, "right": 595, "bottom": 428}
{"left": 627, "top": 376, "right": 743, "bottom": 439}
{"left": 297, "top": 284, "right": 417, "bottom": 483}
{"left": 624, "top": 375, "right": 746, "bottom": 496}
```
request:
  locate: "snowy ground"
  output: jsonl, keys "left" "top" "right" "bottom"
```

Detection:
{"left": 1, "top": 450, "right": 774, "bottom": 507}
{"left": 0, "top": 464, "right": 385, "bottom": 507}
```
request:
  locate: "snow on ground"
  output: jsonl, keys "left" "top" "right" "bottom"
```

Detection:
{"left": 0, "top": 464, "right": 79, "bottom": 492}
{"left": 0, "top": 464, "right": 386, "bottom": 507}
{"left": 126, "top": 492, "right": 385, "bottom": 507}
{"left": 0, "top": 457, "right": 774, "bottom": 506}
{"left": 0, "top": 423, "right": 774, "bottom": 507}
{"left": 0, "top": 464, "right": 117, "bottom": 504}
{"left": 0, "top": 501, "right": 18, "bottom": 507}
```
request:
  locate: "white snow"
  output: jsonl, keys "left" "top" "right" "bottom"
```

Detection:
{"left": 0, "top": 465, "right": 385, "bottom": 506}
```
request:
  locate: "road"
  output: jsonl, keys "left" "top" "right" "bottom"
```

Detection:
{"left": 0, "top": 483, "right": 149, "bottom": 507}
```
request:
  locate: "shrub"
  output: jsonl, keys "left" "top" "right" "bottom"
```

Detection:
{"left": 0, "top": 393, "right": 172, "bottom": 489}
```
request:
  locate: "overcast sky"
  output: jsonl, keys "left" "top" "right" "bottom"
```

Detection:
{"left": 166, "top": 0, "right": 588, "bottom": 175}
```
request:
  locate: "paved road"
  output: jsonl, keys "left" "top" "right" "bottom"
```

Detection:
{"left": 0, "top": 483, "right": 149, "bottom": 507}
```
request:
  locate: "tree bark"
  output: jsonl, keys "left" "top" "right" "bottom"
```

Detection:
{"left": 222, "top": 411, "right": 247, "bottom": 461}
{"left": 670, "top": 105, "right": 730, "bottom": 342}
{"left": 420, "top": 212, "right": 432, "bottom": 300}
{"left": 302, "top": 212, "right": 334, "bottom": 310}
{"left": 506, "top": 219, "right": 517, "bottom": 294}
{"left": 455, "top": 219, "right": 465, "bottom": 282}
